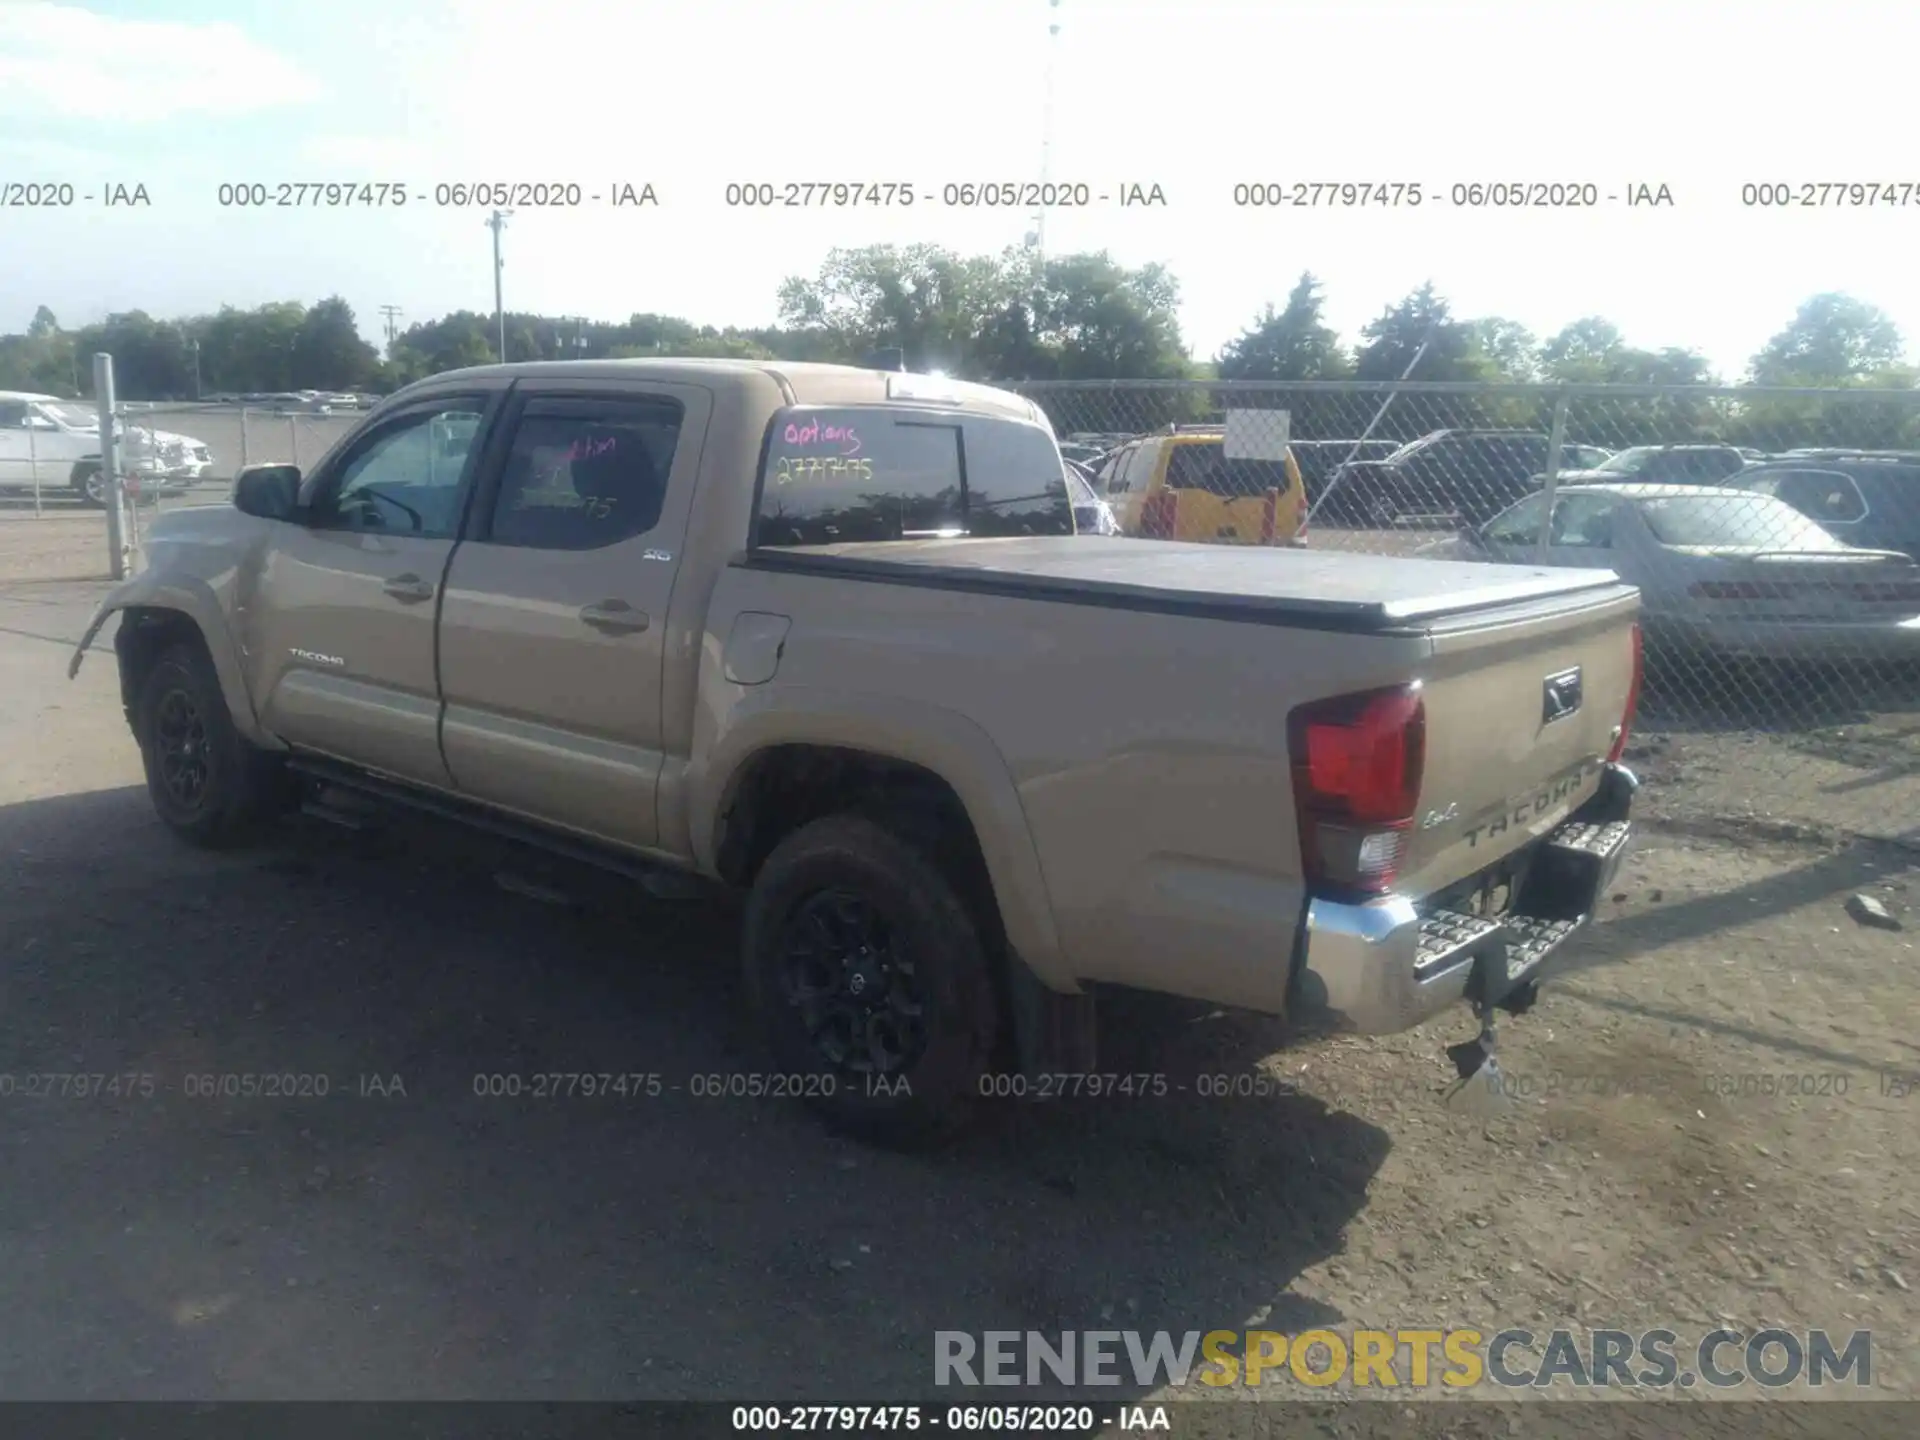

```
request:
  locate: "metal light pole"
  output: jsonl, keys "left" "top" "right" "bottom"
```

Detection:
{"left": 93, "top": 353, "right": 129, "bottom": 580}
{"left": 187, "top": 337, "right": 201, "bottom": 400}
{"left": 487, "top": 209, "right": 513, "bottom": 361}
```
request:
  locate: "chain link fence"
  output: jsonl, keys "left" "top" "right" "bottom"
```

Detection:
{"left": 0, "top": 396, "right": 366, "bottom": 582}
{"left": 121, "top": 401, "right": 363, "bottom": 487}
{"left": 7, "top": 377, "right": 1912, "bottom": 840}
{"left": 1015, "top": 379, "right": 1920, "bottom": 843}
{"left": 0, "top": 401, "right": 362, "bottom": 515}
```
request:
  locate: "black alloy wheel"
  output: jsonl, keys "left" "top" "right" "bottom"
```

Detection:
{"left": 779, "top": 887, "right": 927, "bottom": 1077}
{"left": 152, "top": 685, "right": 212, "bottom": 814}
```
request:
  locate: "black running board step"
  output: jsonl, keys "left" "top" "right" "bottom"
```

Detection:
{"left": 285, "top": 755, "right": 709, "bottom": 894}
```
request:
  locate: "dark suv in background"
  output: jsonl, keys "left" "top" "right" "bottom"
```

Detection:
{"left": 1732, "top": 452, "right": 1920, "bottom": 560}
{"left": 1557, "top": 443, "right": 1760, "bottom": 486}
{"left": 1286, "top": 439, "right": 1398, "bottom": 496}
{"left": 1315, "top": 429, "right": 1554, "bottom": 527}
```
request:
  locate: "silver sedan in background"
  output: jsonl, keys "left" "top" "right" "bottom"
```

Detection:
{"left": 1434, "top": 482, "right": 1920, "bottom": 662}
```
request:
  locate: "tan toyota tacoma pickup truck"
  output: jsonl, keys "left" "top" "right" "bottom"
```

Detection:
{"left": 71, "top": 359, "right": 1643, "bottom": 1143}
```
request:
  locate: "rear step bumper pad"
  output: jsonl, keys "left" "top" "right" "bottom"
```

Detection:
{"left": 1293, "top": 765, "right": 1636, "bottom": 1035}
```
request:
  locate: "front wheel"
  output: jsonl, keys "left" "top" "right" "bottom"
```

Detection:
{"left": 135, "top": 642, "right": 292, "bottom": 848}
{"left": 741, "top": 814, "right": 1000, "bottom": 1147}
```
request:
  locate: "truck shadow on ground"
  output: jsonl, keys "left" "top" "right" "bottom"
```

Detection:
{"left": 0, "top": 785, "right": 1384, "bottom": 1402}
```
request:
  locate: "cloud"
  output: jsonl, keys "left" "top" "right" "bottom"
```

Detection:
{"left": 0, "top": 3, "right": 322, "bottom": 122}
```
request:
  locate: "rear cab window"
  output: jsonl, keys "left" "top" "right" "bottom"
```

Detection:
{"left": 752, "top": 405, "right": 1070, "bottom": 547}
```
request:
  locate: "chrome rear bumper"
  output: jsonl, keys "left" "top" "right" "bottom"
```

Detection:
{"left": 1292, "top": 764, "right": 1637, "bottom": 1035}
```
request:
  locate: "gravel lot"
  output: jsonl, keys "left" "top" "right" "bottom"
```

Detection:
{"left": 0, "top": 509, "right": 1916, "bottom": 1414}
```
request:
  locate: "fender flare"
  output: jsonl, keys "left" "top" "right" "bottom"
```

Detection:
{"left": 689, "top": 685, "right": 1075, "bottom": 993}
{"left": 70, "top": 572, "right": 279, "bottom": 749}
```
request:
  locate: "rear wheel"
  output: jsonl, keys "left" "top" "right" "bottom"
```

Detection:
{"left": 742, "top": 814, "right": 999, "bottom": 1147}
{"left": 71, "top": 463, "right": 105, "bottom": 507}
{"left": 135, "top": 642, "right": 292, "bottom": 847}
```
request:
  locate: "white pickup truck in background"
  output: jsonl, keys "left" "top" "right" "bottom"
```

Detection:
{"left": 0, "top": 390, "right": 214, "bottom": 504}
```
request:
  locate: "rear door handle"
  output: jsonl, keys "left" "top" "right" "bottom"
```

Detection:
{"left": 578, "top": 599, "right": 650, "bottom": 633}
{"left": 382, "top": 573, "right": 435, "bottom": 603}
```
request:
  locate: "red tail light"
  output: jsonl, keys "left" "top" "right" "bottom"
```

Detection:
{"left": 1139, "top": 490, "right": 1178, "bottom": 539}
{"left": 1287, "top": 684, "right": 1426, "bottom": 897}
{"left": 1607, "top": 622, "right": 1643, "bottom": 765}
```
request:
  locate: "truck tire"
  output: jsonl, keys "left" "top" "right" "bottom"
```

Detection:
{"left": 135, "top": 642, "right": 291, "bottom": 848}
{"left": 71, "top": 463, "right": 105, "bottom": 507}
{"left": 741, "top": 814, "right": 999, "bottom": 1147}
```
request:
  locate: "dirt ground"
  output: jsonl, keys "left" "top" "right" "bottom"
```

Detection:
{"left": 1, "top": 510, "right": 1917, "bottom": 1418}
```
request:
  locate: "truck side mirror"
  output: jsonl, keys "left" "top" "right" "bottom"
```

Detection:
{"left": 232, "top": 463, "right": 301, "bottom": 521}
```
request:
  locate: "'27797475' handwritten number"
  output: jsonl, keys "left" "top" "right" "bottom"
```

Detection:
{"left": 774, "top": 455, "right": 873, "bottom": 485}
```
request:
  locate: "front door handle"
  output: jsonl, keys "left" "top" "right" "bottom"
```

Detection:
{"left": 382, "top": 573, "right": 435, "bottom": 603}
{"left": 578, "top": 599, "right": 650, "bottom": 634}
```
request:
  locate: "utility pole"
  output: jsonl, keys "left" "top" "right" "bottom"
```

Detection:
{"left": 94, "top": 353, "right": 129, "bottom": 580}
{"left": 378, "top": 304, "right": 403, "bottom": 350}
{"left": 1032, "top": 0, "right": 1062, "bottom": 260}
{"left": 487, "top": 210, "right": 513, "bottom": 361}
{"left": 187, "top": 337, "right": 201, "bottom": 400}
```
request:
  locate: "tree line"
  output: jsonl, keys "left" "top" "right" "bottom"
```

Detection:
{"left": 2, "top": 245, "right": 1912, "bottom": 446}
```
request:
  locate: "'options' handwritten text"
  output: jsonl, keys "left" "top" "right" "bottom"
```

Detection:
{"left": 782, "top": 420, "right": 863, "bottom": 455}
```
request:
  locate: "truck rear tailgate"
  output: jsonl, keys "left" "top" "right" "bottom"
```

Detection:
{"left": 1401, "top": 585, "right": 1641, "bottom": 897}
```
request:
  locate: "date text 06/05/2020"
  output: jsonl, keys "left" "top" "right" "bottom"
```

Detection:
{"left": 210, "top": 182, "right": 659, "bottom": 207}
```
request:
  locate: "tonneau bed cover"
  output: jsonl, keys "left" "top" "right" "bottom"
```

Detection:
{"left": 743, "top": 535, "right": 1633, "bottom": 631}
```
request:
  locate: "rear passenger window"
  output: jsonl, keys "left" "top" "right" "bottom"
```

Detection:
{"left": 487, "top": 397, "right": 683, "bottom": 549}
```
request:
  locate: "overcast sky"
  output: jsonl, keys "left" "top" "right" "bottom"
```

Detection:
{"left": 2, "top": 0, "right": 1915, "bottom": 378}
